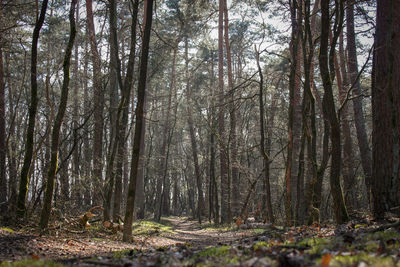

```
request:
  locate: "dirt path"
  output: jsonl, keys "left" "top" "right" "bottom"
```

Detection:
{"left": 0, "top": 217, "right": 256, "bottom": 263}
{"left": 161, "top": 217, "right": 251, "bottom": 247}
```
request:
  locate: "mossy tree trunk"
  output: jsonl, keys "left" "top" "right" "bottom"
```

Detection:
{"left": 40, "top": 0, "right": 77, "bottom": 229}
{"left": 16, "top": 0, "right": 49, "bottom": 219}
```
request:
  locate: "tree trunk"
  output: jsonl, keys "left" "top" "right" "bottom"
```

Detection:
{"left": 223, "top": 0, "right": 238, "bottom": 219}
{"left": 86, "top": 0, "right": 104, "bottom": 206}
{"left": 0, "top": 4, "right": 7, "bottom": 210}
{"left": 114, "top": 0, "right": 139, "bottom": 221}
{"left": 72, "top": 0, "right": 81, "bottom": 208}
{"left": 338, "top": 32, "right": 355, "bottom": 210}
{"left": 346, "top": 1, "right": 372, "bottom": 204}
{"left": 218, "top": 0, "right": 230, "bottom": 224}
{"left": 301, "top": 0, "right": 318, "bottom": 225}
{"left": 16, "top": 0, "right": 49, "bottom": 218}
{"left": 371, "top": 0, "right": 400, "bottom": 220}
{"left": 185, "top": 38, "right": 205, "bottom": 219}
{"left": 285, "top": 0, "right": 301, "bottom": 226}
{"left": 123, "top": 0, "right": 153, "bottom": 242}
{"left": 82, "top": 28, "right": 92, "bottom": 207}
{"left": 319, "top": 0, "right": 348, "bottom": 224}
{"left": 255, "top": 47, "right": 274, "bottom": 223}
{"left": 40, "top": 0, "right": 77, "bottom": 229}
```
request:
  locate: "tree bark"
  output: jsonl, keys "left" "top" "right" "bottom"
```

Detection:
{"left": 319, "top": 0, "right": 348, "bottom": 224}
{"left": 185, "top": 37, "right": 205, "bottom": 220}
{"left": 40, "top": 0, "right": 77, "bottom": 229}
{"left": 346, "top": 1, "right": 372, "bottom": 204}
{"left": 123, "top": 0, "right": 153, "bottom": 242}
{"left": 255, "top": 47, "right": 274, "bottom": 223}
{"left": 16, "top": 0, "right": 49, "bottom": 218}
{"left": 218, "top": 0, "right": 230, "bottom": 224}
{"left": 371, "top": 0, "right": 400, "bottom": 220}
{"left": 285, "top": 0, "right": 301, "bottom": 226}
{"left": 223, "top": 0, "right": 238, "bottom": 219}
{"left": 72, "top": 0, "right": 81, "bottom": 208}
{"left": 86, "top": 0, "right": 104, "bottom": 206}
{"left": 338, "top": 32, "right": 355, "bottom": 210}
{"left": 0, "top": 4, "right": 7, "bottom": 210}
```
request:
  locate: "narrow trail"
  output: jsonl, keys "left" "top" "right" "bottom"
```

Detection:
{"left": 0, "top": 217, "right": 256, "bottom": 262}
{"left": 161, "top": 217, "right": 252, "bottom": 247}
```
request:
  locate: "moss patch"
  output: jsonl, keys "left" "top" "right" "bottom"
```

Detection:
{"left": 131, "top": 220, "right": 174, "bottom": 236}
{"left": 0, "top": 259, "right": 64, "bottom": 267}
{"left": 329, "top": 253, "right": 396, "bottom": 267}
{"left": 198, "top": 223, "right": 236, "bottom": 232}
{"left": 0, "top": 227, "right": 14, "bottom": 233}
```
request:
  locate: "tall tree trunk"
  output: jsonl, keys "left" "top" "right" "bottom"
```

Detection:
{"left": 103, "top": 0, "right": 120, "bottom": 221}
{"left": 346, "top": 1, "right": 372, "bottom": 204}
{"left": 371, "top": 0, "right": 400, "bottom": 220}
{"left": 40, "top": 0, "right": 77, "bottom": 229}
{"left": 209, "top": 51, "right": 219, "bottom": 224}
{"left": 114, "top": 0, "right": 139, "bottom": 221}
{"left": 285, "top": 0, "right": 301, "bottom": 226}
{"left": 5, "top": 52, "right": 19, "bottom": 210}
{"left": 0, "top": 4, "right": 7, "bottom": 210}
{"left": 185, "top": 38, "right": 205, "bottom": 219}
{"left": 255, "top": 47, "right": 274, "bottom": 223}
{"left": 223, "top": 0, "right": 238, "bottom": 219}
{"left": 218, "top": 0, "right": 230, "bottom": 224}
{"left": 301, "top": 0, "right": 318, "bottom": 225}
{"left": 154, "top": 52, "right": 174, "bottom": 221}
{"left": 16, "top": 0, "right": 49, "bottom": 218}
{"left": 72, "top": 0, "right": 81, "bottom": 207}
{"left": 123, "top": 0, "right": 153, "bottom": 242}
{"left": 86, "top": 0, "right": 104, "bottom": 206}
{"left": 83, "top": 28, "right": 92, "bottom": 207}
{"left": 319, "top": 0, "right": 348, "bottom": 224}
{"left": 338, "top": 33, "right": 355, "bottom": 210}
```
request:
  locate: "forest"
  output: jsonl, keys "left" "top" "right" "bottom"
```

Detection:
{"left": 1, "top": 0, "right": 400, "bottom": 266}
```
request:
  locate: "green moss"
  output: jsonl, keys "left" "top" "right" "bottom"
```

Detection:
{"left": 253, "top": 241, "right": 273, "bottom": 250}
{"left": 329, "top": 253, "right": 395, "bottom": 267}
{"left": 354, "top": 224, "right": 368, "bottom": 229}
{"left": 192, "top": 246, "right": 241, "bottom": 266}
{"left": 112, "top": 249, "right": 138, "bottom": 259}
{"left": 297, "top": 237, "right": 331, "bottom": 254}
{"left": 366, "top": 231, "right": 400, "bottom": 242}
{"left": 198, "top": 222, "right": 236, "bottom": 232}
{"left": 0, "top": 227, "right": 14, "bottom": 233}
{"left": 0, "top": 259, "right": 64, "bottom": 267}
{"left": 131, "top": 220, "right": 174, "bottom": 236}
{"left": 252, "top": 228, "right": 266, "bottom": 234}
{"left": 196, "top": 246, "right": 232, "bottom": 258}
{"left": 363, "top": 241, "right": 379, "bottom": 252}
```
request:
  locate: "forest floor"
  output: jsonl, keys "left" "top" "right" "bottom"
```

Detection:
{"left": 1, "top": 215, "right": 400, "bottom": 266}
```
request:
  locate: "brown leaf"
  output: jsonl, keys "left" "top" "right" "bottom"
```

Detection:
{"left": 321, "top": 253, "right": 331, "bottom": 267}
{"left": 236, "top": 217, "right": 242, "bottom": 227}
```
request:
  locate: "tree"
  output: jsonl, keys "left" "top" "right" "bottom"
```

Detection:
{"left": 284, "top": 0, "right": 301, "bottom": 226}
{"left": 255, "top": 47, "right": 274, "bottom": 223}
{"left": 0, "top": 2, "right": 6, "bottom": 211}
{"left": 346, "top": 1, "right": 372, "bottom": 203}
{"left": 16, "top": 0, "right": 49, "bottom": 218}
{"left": 371, "top": 0, "right": 400, "bottom": 220}
{"left": 40, "top": 0, "right": 77, "bottom": 229}
{"left": 223, "top": 0, "right": 239, "bottom": 219}
{"left": 218, "top": 0, "right": 230, "bottom": 224}
{"left": 86, "top": 0, "right": 104, "bottom": 206}
{"left": 319, "top": 0, "right": 348, "bottom": 224}
{"left": 123, "top": 0, "right": 154, "bottom": 242}
{"left": 185, "top": 36, "right": 205, "bottom": 222}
